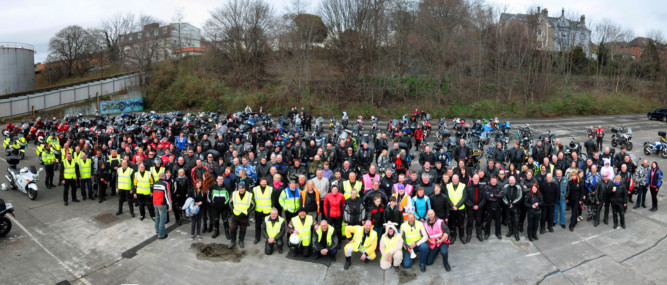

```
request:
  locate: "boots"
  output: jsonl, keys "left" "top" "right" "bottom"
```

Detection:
{"left": 613, "top": 214, "right": 618, "bottom": 229}
{"left": 514, "top": 227, "right": 520, "bottom": 241}
{"left": 539, "top": 226, "right": 545, "bottom": 235}
{"left": 518, "top": 223, "right": 524, "bottom": 233}
{"left": 506, "top": 224, "right": 513, "bottom": 237}
{"left": 344, "top": 256, "right": 352, "bottom": 270}
{"left": 239, "top": 229, "right": 246, "bottom": 248}
{"left": 203, "top": 224, "right": 208, "bottom": 234}
{"left": 228, "top": 228, "right": 237, "bottom": 249}
{"left": 224, "top": 221, "right": 231, "bottom": 240}
{"left": 212, "top": 225, "right": 220, "bottom": 239}
{"left": 533, "top": 232, "right": 539, "bottom": 240}
{"left": 620, "top": 214, "right": 626, "bottom": 229}
{"left": 450, "top": 232, "right": 457, "bottom": 245}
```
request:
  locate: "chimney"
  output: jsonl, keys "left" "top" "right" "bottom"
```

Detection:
{"left": 561, "top": 8, "right": 565, "bottom": 17}
{"left": 580, "top": 15, "right": 586, "bottom": 25}
{"left": 542, "top": 8, "right": 548, "bottom": 17}
{"left": 537, "top": 6, "right": 540, "bottom": 14}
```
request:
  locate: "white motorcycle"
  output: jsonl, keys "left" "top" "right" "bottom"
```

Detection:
{"left": 3, "top": 156, "right": 41, "bottom": 200}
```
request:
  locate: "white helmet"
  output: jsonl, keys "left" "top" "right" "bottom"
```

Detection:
{"left": 1, "top": 183, "right": 7, "bottom": 191}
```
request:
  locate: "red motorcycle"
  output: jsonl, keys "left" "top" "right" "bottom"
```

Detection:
{"left": 2, "top": 123, "right": 16, "bottom": 137}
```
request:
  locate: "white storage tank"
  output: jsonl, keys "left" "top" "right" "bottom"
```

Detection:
{"left": 0, "top": 42, "right": 35, "bottom": 95}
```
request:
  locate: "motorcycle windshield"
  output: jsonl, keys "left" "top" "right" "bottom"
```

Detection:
{"left": 627, "top": 128, "right": 632, "bottom": 135}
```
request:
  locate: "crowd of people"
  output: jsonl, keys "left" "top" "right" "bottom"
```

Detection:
{"left": 32, "top": 107, "right": 663, "bottom": 272}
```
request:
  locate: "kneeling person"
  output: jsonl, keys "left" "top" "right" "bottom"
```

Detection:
{"left": 288, "top": 207, "right": 314, "bottom": 257}
{"left": 262, "top": 208, "right": 285, "bottom": 255}
{"left": 344, "top": 220, "right": 378, "bottom": 270}
{"left": 424, "top": 209, "right": 452, "bottom": 271}
{"left": 313, "top": 220, "right": 338, "bottom": 261}
{"left": 379, "top": 222, "right": 403, "bottom": 271}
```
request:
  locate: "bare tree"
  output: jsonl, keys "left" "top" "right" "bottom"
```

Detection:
{"left": 204, "top": 0, "right": 275, "bottom": 87}
{"left": 123, "top": 14, "right": 165, "bottom": 73}
{"left": 101, "top": 13, "right": 135, "bottom": 63}
{"left": 47, "top": 25, "right": 95, "bottom": 77}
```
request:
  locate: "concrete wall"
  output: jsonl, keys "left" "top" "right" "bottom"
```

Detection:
{"left": 0, "top": 73, "right": 140, "bottom": 118}
{"left": 0, "top": 43, "right": 35, "bottom": 95}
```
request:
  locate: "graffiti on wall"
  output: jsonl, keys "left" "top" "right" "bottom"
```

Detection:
{"left": 100, "top": 98, "right": 143, "bottom": 114}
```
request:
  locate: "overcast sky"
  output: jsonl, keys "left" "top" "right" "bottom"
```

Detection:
{"left": 1, "top": 0, "right": 664, "bottom": 63}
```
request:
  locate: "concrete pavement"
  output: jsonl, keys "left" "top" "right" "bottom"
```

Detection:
{"left": 0, "top": 113, "right": 665, "bottom": 285}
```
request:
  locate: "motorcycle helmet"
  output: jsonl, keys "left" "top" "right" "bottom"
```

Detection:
{"left": 154, "top": 158, "right": 162, "bottom": 167}
{"left": 38, "top": 136, "right": 44, "bottom": 143}
{"left": 1, "top": 183, "right": 7, "bottom": 191}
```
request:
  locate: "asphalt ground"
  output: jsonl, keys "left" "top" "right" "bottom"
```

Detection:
{"left": 0, "top": 113, "right": 666, "bottom": 285}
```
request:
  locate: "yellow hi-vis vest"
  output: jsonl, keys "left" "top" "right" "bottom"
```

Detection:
{"left": 232, "top": 191, "right": 253, "bottom": 216}
{"left": 63, "top": 159, "right": 77, "bottom": 179}
{"left": 401, "top": 221, "right": 424, "bottom": 244}
{"left": 382, "top": 234, "right": 401, "bottom": 260}
{"left": 253, "top": 186, "right": 273, "bottom": 214}
{"left": 447, "top": 183, "right": 466, "bottom": 210}
{"left": 150, "top": 167, "right": 164, "bottom": 181}
{"left": 343, "top": 180, "right": 362, "bottom": 199}
{"left": 353, "top": 227, "right": 377, "bottom": 251}
{"left": 264, "top": 216, "right": 284, "bottom": 238}
{"left": 291, "top": 215, "right": 313, "bottom": 246}
{"left": 135, "top": 171, "right": 152, "bottom": 195}
{"left": 316, "top": 226, "right": 335, "bottom": 246}
{"left": 117, "top": 167, "right": 133, "bottom": 190}
{"left": 78, "top": 158, "right": 92, "bottom": 179}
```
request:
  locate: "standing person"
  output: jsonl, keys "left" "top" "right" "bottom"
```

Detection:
{"left": 367, "top": 195, "right": 385, "bottom": 245}
{"left": 173, "top": 169, "right": 190, "bottom": 225}
{"left": 539, "top": 174, "right": 558, "bottom": 233}
{"left": 133, "top": 163, "right": 155, "bottom": 221}
{"left": 379, "top": 222, "right": 403, "bottom": 272}
{"left": 633, "top": 160, "right": 650, "bottom": 209}
{"left": 412, "top": 188, "right": 431, "bottom": 222}
{"left": 324, "top": 185, "right": 345, "bottom": 247}
{"left": 595, "top": 125, "right": 605, "bottom": 152}
{"left": 429, "top": 184, "right": 449, "bottom": 222}
{"left": 648, "top": 162, "right": 663, "bottom": 212}
{"left": 553, "top": 170, "right": 568, "bottom": 229}
{"left": 567, "top": 170, "right": 586, "bottom": 231}
{"left": 446, "top": 174, "right": 466, "bottom": 244}
{"left": 312, "top": 220, "right": 338, "bottom": 261}
{"left": 594, "top": 173, "right": 612, "bottom": 227}
{"left": 77, "top": 153, "right": 94, "bottom": 201}
{"left": 189, "top": 180, "right": 206, "bottom": 240}
{"left": 465, "top": 175, "right": 486, "bottom": 242}
{"left": 384, "top": 196, "right": 403, "bottom": 229}
{"left": 287, "top": 207, "right": 314, "bottom": 257}
{"left": 609, "top": 175, "right": 628, "bottom": 229}
{"left": 400, "top": 213, "right": 429, "bottom": 271}
{"left": 301, "top": 181, "right": 321, "bottom": 222}
{"left": 503, "top": 176, "right": 522, "bottom": 241}
{"left": 108, "top": 149, "right": 122, "bottom": 197}
{"left": 524, "top": 184, "right": 543, "bottom": 241}
{"left": 484, "top": 176, "right": 504, "bottom": 240}
{"left": 228, "top": 183, "right": 255, "bottom": 249}
{"left": 41, "top": 144, "right": 57, "bottom": 189}
{"left": 115, "top": 160, "right": 135, "bottom": 217}
{"left": 61, "top": 153, "right": 80, "bottom": 206}
{"left": 253, "top": 177, "right": 274, "bottom": 243}
{"left": 97, "top": 162, "right": 111, "bottom": 203}
{"left": 152, "top": 172, "right": 172, "bottom": 239}
{"left": 262, "top": 208, "right": 285, "bottom": 255}
{"left": 280, "top": 180, "right": 302, "bottom": 223}
{"left": 423, "top": 209, "right": 452, "bottom": 272}
{"left": 208, "top": 175, "right": 231, "bottom": 239}
{"left": 393, "top": 184, "right": 413, "bottom": 221}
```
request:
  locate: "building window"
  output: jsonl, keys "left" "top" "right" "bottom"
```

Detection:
{"left": 537, "top": 28, "right": 542, "bottom": 36}
{"left": 154, "top": 30, "right": 159, "bottom": 36}
{"left": 138, "top": 33, "right": 142, "bottom": 40}
{"left": 537, "top": 41, "right": 543, "bottom": 48}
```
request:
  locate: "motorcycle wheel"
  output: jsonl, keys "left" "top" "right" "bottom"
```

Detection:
{"left": 611, "top": 141, "right": 618, "bottom": 147}
{"left": 28, "top": 188, "right": 38, "bottom": 200}
{"left": 19, "top": 152, "right": 24, "bottom": 160}
{"left": 626, "top": 142, "right": 633, "bottom": 151}
{"left": 661, "top": 149, "right": 667, "bottom": 159}
{"left": 0, "top": 216, "right": 11, "bottom": 237}
{"left": 644, "top": 147, "right": 652, "bottom": 156}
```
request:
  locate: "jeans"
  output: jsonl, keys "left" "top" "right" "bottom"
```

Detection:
{"left": 635, "top": 185, "right": 648, "bottom": 207}
{"left": 373, "top": 226, "right": 383, "bottom": 247}
{"left": 402, "top": 242, "right": 429, "bottom": 268}
{"left": 154, "top": 205, "right": 168, "bottom": 238}
{"left": 553, "top": 199, "right": 567, "bottom": 225}
{"left": 425, "top": 244, "right": 449, "bottom": 266}
{"left": 80, "top": 178, "right": 93, "bottom": 199}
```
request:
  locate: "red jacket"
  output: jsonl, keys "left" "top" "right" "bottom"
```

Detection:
{"left": 324, "top": 192, "right": 345, "bottom": 218}
{"left": 414, "top": 129, "right": 424, "bottom": 140}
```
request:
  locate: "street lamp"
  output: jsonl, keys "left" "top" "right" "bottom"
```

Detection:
{"left": 48, "top": 67, "right": 52, "bottom": 87}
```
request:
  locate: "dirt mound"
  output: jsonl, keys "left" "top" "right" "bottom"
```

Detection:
{"left": 191, "top": 243, "right": 246, "bottom": 263}
{"left": 398, "top": 270, "right": 417, "bottom": 284}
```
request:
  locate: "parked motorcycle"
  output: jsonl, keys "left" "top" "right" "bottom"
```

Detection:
{"left": 643, "top": 132, "right": 667, "bottom": 158}
{"left": 3, "top": 135, "right": 27, "bottom": 159}
{"left": 341, "top": 112, "right": 349, "bottom": 129}
{"left": 0, "top": 199, "right": 14, "bottom": 237}
{"left": 611, "top": 127, "right": 633, "bottom": 151}
{"left": 5, "top": 156, "right": 42, "bottom": 200}
{"left": 564, "top": 138, "right": 582, "bottom": 156}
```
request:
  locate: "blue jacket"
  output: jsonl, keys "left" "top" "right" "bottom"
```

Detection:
{"left": 412, "top": 196, "right": 431, "bottom": 220}
{"left": 648, "top": 168, "right": 663, "bottom": 188}
{"left": 585, "top": 173, "right": 601, "bottom": 193}
{"left": 175, "top": 136, "right": 188, "bottom": 152}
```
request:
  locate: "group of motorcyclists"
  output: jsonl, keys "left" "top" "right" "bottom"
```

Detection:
{"left": 6, "top": 106, "right": 663, "bottom": 273}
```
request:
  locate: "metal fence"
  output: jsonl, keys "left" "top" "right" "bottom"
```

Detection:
{"left": 0, "top": 73, "right": 141, "bottom": 118}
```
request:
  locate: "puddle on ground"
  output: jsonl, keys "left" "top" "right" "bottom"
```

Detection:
{"left": 191, "top": 243, "right": 246, "bottom": 263}
{"left": 398, "top": 270, "right": 417, "bottom": 284}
